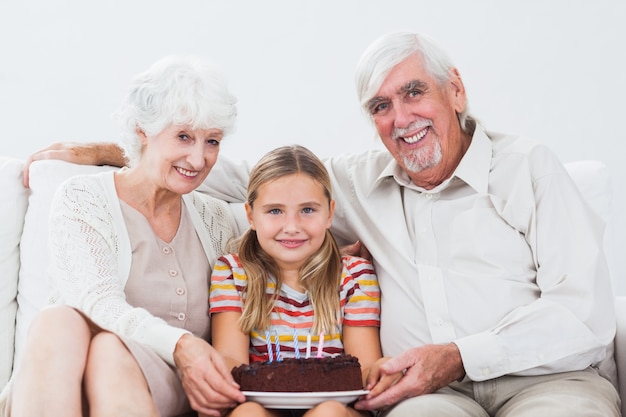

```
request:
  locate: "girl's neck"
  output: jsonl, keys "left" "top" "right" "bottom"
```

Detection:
{"left": 280, "top": 269, "right": 306, "bottom": 293}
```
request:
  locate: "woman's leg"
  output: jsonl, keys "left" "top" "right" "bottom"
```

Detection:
{"left": 10, "top": 305, "right": 93, "bottom": 417}
{"left": 84, "top": 331, "right": 159, "bottom": 417}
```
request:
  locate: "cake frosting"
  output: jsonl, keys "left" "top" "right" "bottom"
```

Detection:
{"left": 232, "top": 354, "right": 363, "bottom": 393}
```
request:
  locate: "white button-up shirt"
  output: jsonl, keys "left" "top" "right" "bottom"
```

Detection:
{"left": 325, "top": 127, "right": 615, "bottom": 382}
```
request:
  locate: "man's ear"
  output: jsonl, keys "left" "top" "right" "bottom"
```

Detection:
{"left": 448, "top": 68, "right": 467, "bottom": 114}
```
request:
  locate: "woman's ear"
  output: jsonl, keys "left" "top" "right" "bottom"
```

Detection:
{"left": 136, "top": 128, "right": 148, "bottom": 146}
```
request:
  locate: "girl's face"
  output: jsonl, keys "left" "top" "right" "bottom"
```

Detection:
{"left": 246, "top": 173, "right": 335, "bottom": 273}
{"left": 138, "top": 124, "right": 223, "bottom": 195}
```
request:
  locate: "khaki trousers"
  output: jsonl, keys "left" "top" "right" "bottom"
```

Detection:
{"left": 380, "top": 368, "right": 621, "bottom": 417}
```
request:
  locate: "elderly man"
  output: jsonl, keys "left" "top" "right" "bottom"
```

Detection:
{"left": 24, "top": 32, "right": 620, "bottom": 416}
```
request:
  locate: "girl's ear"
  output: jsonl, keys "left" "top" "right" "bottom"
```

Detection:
{"left": 245, "top": 202, "right": 255, "bottom": 230}
{"left": 327, "top": 199, "right": 336, "bottom": 228}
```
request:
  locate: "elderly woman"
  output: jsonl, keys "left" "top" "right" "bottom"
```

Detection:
{"left": 2, "top": 56, "right": 246, "bottom": 417}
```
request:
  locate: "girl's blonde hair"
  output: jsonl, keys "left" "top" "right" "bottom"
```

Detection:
{"left": 238, "top": 145, "right": 341, "bottom": 335}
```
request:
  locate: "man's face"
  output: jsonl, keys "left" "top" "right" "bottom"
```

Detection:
{"left": 367, "top": 54, "right": 468, "bottom": 189}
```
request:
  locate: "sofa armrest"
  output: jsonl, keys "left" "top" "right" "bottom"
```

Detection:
{"left": 614, "top": 296, "right": 626, "bottom": 409}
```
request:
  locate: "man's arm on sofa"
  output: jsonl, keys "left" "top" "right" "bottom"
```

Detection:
{"left": 23, "top": 142, "right": 126, "bottom": 188}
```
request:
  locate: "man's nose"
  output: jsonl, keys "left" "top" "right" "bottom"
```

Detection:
{"left": 393, "top": 102, "right": 414, "bottom": 130}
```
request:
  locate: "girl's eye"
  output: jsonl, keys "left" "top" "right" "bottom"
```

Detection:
{"left": 269, "top": 208, "right": 282, "bottom": 215}
{"left": 302, "top": 207, "right": 315, "bottom": 214}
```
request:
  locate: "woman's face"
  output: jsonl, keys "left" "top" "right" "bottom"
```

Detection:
{"left": 138, "top": 124, "right": 223, "bottom": 195}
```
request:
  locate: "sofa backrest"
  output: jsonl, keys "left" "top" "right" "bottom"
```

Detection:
{"left": 0, "top": 157, "right": 615, "bottom": 390}
{"left": 0, "top": 158, "right": 28, "bottom": 387}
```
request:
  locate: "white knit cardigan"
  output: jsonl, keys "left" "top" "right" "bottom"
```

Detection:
{"left": 47, "top": 171, "right": 239, "bottom": 365}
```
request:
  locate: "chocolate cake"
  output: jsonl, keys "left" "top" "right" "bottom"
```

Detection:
{"left": 232, "top": 354, "right": 363, "bottom": 392}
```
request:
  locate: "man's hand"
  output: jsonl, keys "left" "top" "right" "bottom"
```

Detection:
{"left": 354, "top": 343, "right": 465, "bottom": 411}
{"left": 173, "top": 334, "right": 246, "bottom": 417}
{"left": 22, "top": 142, "right": 127, "bottom": 187}
{"left": 340, "top": 240, "right": 372, "bottom": 261}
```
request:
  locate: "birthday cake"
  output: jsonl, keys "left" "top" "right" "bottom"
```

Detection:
{"left": 232, "top": 354, "right": 363, "bottom": 393}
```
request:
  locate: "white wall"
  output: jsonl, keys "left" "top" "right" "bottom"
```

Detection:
{"left": 1, "top": 0, "right": 625, "bottom": 292}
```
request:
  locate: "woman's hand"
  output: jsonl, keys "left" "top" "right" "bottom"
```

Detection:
{"left": 173, "top": 334, "right": 246, "bottom": 417}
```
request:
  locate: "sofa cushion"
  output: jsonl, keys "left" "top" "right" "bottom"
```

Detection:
{"left": 564, "top": 160, "right": 614, "bottom": 282}
{"left": 14, "top": 160, "right": 118, "bottom": 366}
{"left": 0, "top": 158, "right": 28, "bottom": 387}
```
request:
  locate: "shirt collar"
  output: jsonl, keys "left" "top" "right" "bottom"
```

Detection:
{"left": 369, "top": 125, "right": 492, "bottom": 195}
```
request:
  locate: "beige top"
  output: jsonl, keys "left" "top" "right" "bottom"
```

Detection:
{"left": 122, "top": 199, "right": 210, "bottom": 340}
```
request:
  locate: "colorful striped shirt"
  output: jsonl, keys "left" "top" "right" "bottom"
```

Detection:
{"left": 209, "top": 254, "right": 380, "bottom": 363}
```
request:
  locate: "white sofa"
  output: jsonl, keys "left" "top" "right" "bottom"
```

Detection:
{"left": 0, "top": 157, "right": 624, "bottom": 414}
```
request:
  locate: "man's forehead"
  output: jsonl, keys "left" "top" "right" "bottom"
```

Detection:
{"left": 374, "top": 78, "right": 429, "bottom": 99}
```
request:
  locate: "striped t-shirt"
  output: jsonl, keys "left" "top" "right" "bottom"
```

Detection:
{"left": 209, "top": 254, "right": 380, "bottom": 363}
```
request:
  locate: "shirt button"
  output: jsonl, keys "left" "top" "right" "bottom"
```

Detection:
{"left": 176, "top": 287, "right": 185, "bottom": 295}
{"left": 177, "top": 312, "right": 186, "bottom": 321}
{"left": 482, "top": 368, "right": 490, "bottom": 376}
{"left": 435, "top": 319, "right": 444, "bottom": 326}
{"left": 169, "top": 270, "right": 178, "bottom": 277}
{"left": 162, "top": 247, "right": 171, "bottom": 255}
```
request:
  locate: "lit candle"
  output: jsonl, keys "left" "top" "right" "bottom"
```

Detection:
{"left": 306, "top": 332, "right": 312, "bottom": 359}
{"left": 265, "top": 330, "right": 273, "bottom": 363}
{"left": 316, "top": 331, "right": 325, "bottom": 358}
{"left": 274, "top": 330, "right": 282, "bottom": 362}
{"left": 293, "top": 328, "right": 300, "bottom": 359}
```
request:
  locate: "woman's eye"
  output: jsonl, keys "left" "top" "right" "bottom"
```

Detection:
{"left": 179, "top": 134, "right": 190, "bottom": 141}
{"left": 206, "top": 138, "right": 220, "bottom": 146}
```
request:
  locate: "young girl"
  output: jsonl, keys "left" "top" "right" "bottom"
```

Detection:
{"left": 209, "top": 145, "right": 385, "bottom": 417}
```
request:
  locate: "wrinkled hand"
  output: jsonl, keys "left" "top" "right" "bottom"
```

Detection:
{"left": 174, "top": 334, "right": 246, "bottom": 416}
{"left": 340, "top": 240, "right": 372, "bottom": 261}
{"left": 22, "top": 142, "right": 126, "bottom": 188}
{"left": 363, "top": 357, "right": 403, "bottom": 397}
{"left": 355, "top": 343, "right": 465, "bottom": 411}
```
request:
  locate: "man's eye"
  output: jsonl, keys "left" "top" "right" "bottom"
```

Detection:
{"left": 408, "top": 90, "right": 421, "bottom": 98}
{"left": 371, "top": 102, "right": 388, "bottom": 115}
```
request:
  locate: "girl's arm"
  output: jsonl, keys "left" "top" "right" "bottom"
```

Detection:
{"left": 210, "top": 311, "right": 250, "bottom": 370}
{"left": 342, "top": 325, "right": 382, "bottom": 386}
{"left": 344, "top": 326, "right": 403, "bottom": 394}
